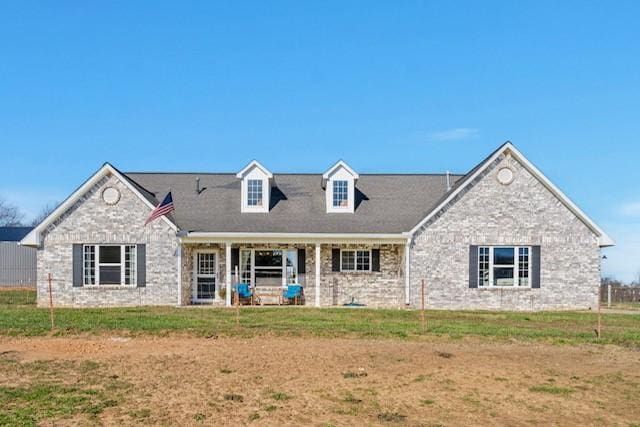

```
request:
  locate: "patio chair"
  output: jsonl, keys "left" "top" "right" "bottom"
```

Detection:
{"left": 235, "top": 283, "right": 255, "bottom": 305}
{"left": 282, "top": 284, "right": 304, "bottom": 305}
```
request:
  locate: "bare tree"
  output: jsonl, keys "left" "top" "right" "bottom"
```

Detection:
{"left": 30, "top": 202, "right": 58, "bottom": 227}
{"left": 0, "top": 197, "right": 24, "bottom": 226}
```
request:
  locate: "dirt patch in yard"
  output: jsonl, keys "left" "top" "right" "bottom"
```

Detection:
{"left": 0, "top": 336, "right": 639, "bottom": 426}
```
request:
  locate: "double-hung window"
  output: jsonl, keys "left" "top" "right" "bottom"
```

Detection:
{"left": 247, "top": 179, "right": 263, "bottom": 207}
{"left": 478, "top": 246, "right": 530, "bottom": 287}
{"left": 340, "top": 249, "right": 371, "bottom": 272}
{"left": 332, "top": 180, "right": 349, "bottom": 208}
{"left": 83, "top": 244, "right": 137, "bottom": 286}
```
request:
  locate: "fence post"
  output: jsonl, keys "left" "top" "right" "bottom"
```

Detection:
{"left": 607, "top": 284, "right": 611, "bottom": 308}
{"left": 597, "top": 285, "right": 602, "bottom": 339}
{"left": 47, "top": 272, "right": 55, "bottom": 331}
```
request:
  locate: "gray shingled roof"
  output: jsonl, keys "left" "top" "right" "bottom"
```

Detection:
{"left": 124, "top": 173, "right": 464, "bottom": 234}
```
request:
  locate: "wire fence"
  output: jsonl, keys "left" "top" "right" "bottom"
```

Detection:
{"left": 600, "top": 285, "right": 640, "bottom": 311}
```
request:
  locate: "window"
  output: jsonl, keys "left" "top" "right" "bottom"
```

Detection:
{"left": 254, "top": 250, "right": 283, "bottom": 287}
{"left": 240, "top": 249, "right": 252, "bottom": 286}
{"left": 478, "top": 246, "right": 489, "bottom": 287}
{"left": 341, "top": 249, "right": 371, "bottom": 272}
{"left": 83, "top": 245, "right": 137, "bottom": 286}
{"left": 194, "top": 251, "right": 217, "bottom": 301}
{"left": 478, "top": 246, "right": 530, "bottom": 287}
{"left": 247, "top": 179, "right": 263, "bottom": 207}
{"left": 286, "top": 250, "right": 298, "bottom": 284}
{"left": 83, "top": 245, "right": 96, "bottom": 285}
{"left": 332, "top": 180, "right": 349, "bottom": 208}
{"left": 124, "top": 245, "right": 137, "bottom": 285}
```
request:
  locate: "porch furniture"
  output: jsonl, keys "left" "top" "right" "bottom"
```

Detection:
{"left": 254, "top": 286, "right": 284, "bottom": 305}
{"left": 235, "top": 283, "right": 255, "bottom": 305}
{"left": 283, "top": 284, "right": 304, "bottom": 305}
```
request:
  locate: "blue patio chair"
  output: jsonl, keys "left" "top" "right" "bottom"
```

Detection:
{"left": 283, "top": 284, "right": 303, "bottom": 305}
{"left": 234, "top": 283, "right": 254, "bottom": 305}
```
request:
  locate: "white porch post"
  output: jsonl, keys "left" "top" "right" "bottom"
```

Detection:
{"left": 226, "top": 242, "right": 232, "bottom": 307}
{"left": 404, "top": 239, "right": 411, "bottom": 305}
{"left": 315, "top": 243, "right": 321, "bottom": 307}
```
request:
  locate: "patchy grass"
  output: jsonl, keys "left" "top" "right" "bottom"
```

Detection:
{"left": 529, "top": 385, "right": 576, "bottom": 396}
{"left": 0, "top": 288, "right": 36, "bottom": 306}
{"left": 223, "top": 393, "right": 244, "bottom": 402}
{"left": 270, "top": 392, "right": 291, "bottom": 401}
{"left": 377, "top": 412, "right": 407, "bottom": 423}
{"left": 0, "top": 289, "right": 639, "bottom": 347}
{"left": 343, "top": 371, "right": 368, "bottom": 379}
{"left": 0, "top": 356, "right": 126, "bottom": 426}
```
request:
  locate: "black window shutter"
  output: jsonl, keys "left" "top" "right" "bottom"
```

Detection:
{"left": 137, "top": 244, "right": 146, "bottom": 287}
{"left": 297, "top": 248, "right": 306, "bottom": 286}
{"left": 469, "top": 245, "right": 478, "bottom": 288}
{"left": 231, "top": 248, "right": 240, "bottom": 274}
{"left": 72, "top": 244, "right": 83, "bottom": 287}
{"left": 332, "top": 248, "right": 340, "bottom": 272}
{"left": 371, "top": 249, "right": 380, "bottom": 272}
{"left": 531, "top": 246, "right": 541, "bottom": 288}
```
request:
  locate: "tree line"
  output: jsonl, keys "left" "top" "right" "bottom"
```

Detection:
{"left": 0, "top": 196, "right": 57, "bottom": 227}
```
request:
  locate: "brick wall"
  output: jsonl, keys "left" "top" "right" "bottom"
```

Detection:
{"left": 409, "top": 153, "right": 601, "bottom": 311}
{"left": 37, "top": 173, "right": 179, "bottom": 307}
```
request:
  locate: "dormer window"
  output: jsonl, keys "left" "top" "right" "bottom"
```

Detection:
{"left": 237, "top": 160, "right": 273, "bottom": 213}
{"left": 247, "top": 179, "right": 263, "bottom": 207}
{"left": 323, "top": 160, "right": 359, "bottom": 213}
{"left": 332, "top": 180, "right": 349, "bottom": 208}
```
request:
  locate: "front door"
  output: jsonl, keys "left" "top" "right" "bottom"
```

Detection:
{"left": 193, "top": 251, "right": 217, "bottom": 302}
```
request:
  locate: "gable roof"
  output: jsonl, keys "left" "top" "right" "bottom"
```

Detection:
{"left": 124, "top": 172, "right": 464, "bottom": 234}
{"left": 236, "top": 160, "right": 273, "bottom": 179}
{"left": 0, "top": 227, "right": 33, "bottom": 242}
{"left": 20, "top": 163, "right": 178, "bottom": 247}
{"left": 322, "top": 160, "right": 359, "bottom": 180}
{"left": 408, "top": 142, "right": 615, "bottom": 247}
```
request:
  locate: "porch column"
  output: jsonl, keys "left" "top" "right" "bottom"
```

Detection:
{"left": 226, "top": 243, "right": 232, "bottom": 307}
{"left": 315, "top": 243, "right": 321, "bottom": 307}
{"left": 404, "top": 240, "right": 411, "bottom": 305}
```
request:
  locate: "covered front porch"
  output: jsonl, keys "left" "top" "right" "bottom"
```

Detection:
{"left": 177, "top": 236, "right": 409, "bottom": 308}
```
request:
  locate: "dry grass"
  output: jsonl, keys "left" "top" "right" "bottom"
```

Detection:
{"left": 1, "top": 335, "right": 639, "bottom": 426}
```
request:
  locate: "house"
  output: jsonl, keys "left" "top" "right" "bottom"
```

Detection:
{"left": 0, "top": 227, "right": 36, "bottom": 286}
{"left": 20, "top": 142, "right": 613, "bottom": 310}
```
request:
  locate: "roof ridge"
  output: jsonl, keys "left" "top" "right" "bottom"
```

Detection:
{"left": 124, "top": 171, "right": 466, "bottom": 176}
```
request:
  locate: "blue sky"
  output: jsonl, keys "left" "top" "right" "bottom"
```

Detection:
{"left": 1, "top": 1, "right": 638, "bottom": 281}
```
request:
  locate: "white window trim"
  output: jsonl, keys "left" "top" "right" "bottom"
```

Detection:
{"left": 193, "top": 249, "right": 219, "bottom": 302}
{"left": 326, "top": 177, "right": 355, "bottom": 213}
{"left": 83, "top": 244, "right": 137, "bottom": 287}
{"left": 241, "top": 177, "right": 269, "bottom": 213}
{"left": 478, "top": 246, "right": 531, "bottom": 288}
{"left": 246, "top": 178, "right": 264, "bottom": 208}
{"left": 331, "top": 180, "right": 350, "bottom": 209}
{"left": 340, "top": 249, "right": 372, "bottom": 273}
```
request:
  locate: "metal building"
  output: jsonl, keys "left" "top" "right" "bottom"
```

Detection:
{"left": 0, "top": 227, "right": 36, "bottom": 286}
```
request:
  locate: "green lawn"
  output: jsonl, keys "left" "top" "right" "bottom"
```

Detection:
{"left": 1, "top": 289, "right": 638, "bottom": 347}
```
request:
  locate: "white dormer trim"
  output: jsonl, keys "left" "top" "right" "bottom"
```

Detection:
{"left": 236, "top": 160, "right": 273, "bottom": 180}
{"left": 324, "top": 160, "right": 358, "bottom": 214}
{"left": 322, "top": 160, "right": 359, "bottom": 181}
{"left": 237, "top": 160, "right": 272, "bottom": 213}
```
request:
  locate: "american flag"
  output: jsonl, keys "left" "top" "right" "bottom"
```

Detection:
{"left": 144, "top": 192, "right": 174, "bottom": 225}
